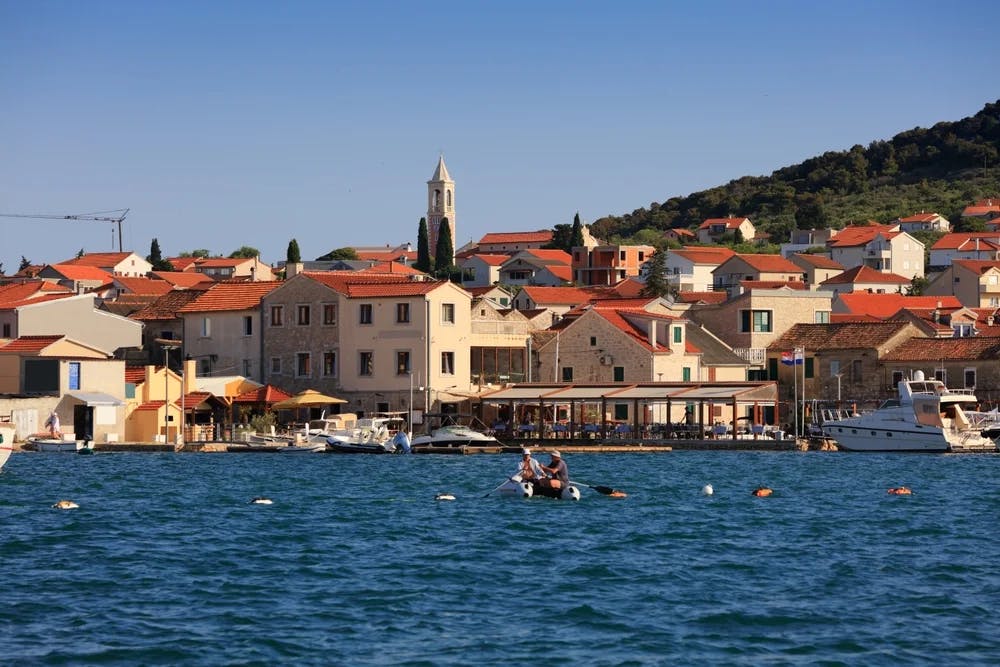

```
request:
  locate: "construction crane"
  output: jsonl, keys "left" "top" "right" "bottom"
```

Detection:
{"left": 0, "top": 208, "right": 130, "bottom": 252}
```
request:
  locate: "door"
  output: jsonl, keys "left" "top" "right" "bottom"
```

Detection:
{"left": 73, "top": 404, "right": 94, "bottom": 443}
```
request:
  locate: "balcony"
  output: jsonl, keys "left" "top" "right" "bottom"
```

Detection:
{"left": 733, "top": 347, "right": 767, "bottom": 366}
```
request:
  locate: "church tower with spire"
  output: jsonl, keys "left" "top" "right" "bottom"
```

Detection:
{"left": 426, "top": 155, "right": 455, "bottom": 261}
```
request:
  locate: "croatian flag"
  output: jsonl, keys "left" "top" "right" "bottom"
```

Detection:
{"left": 781, "top": 350, "right": 804, "bottom": 365}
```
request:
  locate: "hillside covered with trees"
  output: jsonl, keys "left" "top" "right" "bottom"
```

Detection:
{"left": 591, "top": 100, "right": 1000, "bottom": 245}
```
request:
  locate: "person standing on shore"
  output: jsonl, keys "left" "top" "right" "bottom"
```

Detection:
{"left": 45, "top": 410, "right": 62, "bottom": 438}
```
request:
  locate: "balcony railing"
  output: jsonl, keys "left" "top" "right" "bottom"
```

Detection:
{"left": 733, "top": 347, "right": 767, "bottom": 365}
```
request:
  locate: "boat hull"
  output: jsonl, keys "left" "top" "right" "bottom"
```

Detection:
{"left": 29, "top": 438, "right": 86, "bottom": 453}
{"left": 497, "top": 478, "right": 580, "bottom": 500}
{"left": 823, "top": 425, "right": 949, "bottom": 452}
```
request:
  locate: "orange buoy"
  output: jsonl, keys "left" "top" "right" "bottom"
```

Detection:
{"left": 608, "top": 491, "right": 628, "bottom": 498}
{"left": 751, "top": 486, "right": 773, "bottom": 497}
{"left": 887, "top": 486, "right": 912, "bottom": 495}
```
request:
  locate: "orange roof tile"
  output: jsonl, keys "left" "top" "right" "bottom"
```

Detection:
{"left": 671, "top": 247, "right": 737, "bottom": 264}
{"left": 167, "top": 257, "right": 199, "bottom": 271}
{"left": 478, "top": 230, "right": 553, "bottom": 245}
{"left": 357, "top": 261, "right": 424, "bottom": 275}
{"left": 355, "top": 249, "right": 418, "bottom": 262}
{"left": 523, "top": 249, "right": 572, "bottom": 264}
{"left": 114, "top": 276, "right": 174, "bottom": 296}
{"left": 125, "top": 366, "right": 148, "bottom": 384}
{"left": 827, "top": 224, "right": 899, "bottom": 247}
{"left": 548, "top": 265, "right": 573, "bottom": 282}
{"left": 233, "top": 384, "right": 293, "bottom": 404}
{"left": 46, "top": 264, "right": 114, "bottom": 281}
{"left": 728, "top": 253, "right": 801, "bottom": 273}
{"left": 592, "top": 309, "right": 676, "bottom": 353}
{"left": 195, "top": 257, "right": 253, "bottom": 268}
{"left": 131, "top": 290, "right": 204, "bottom": 321}
{"left": 519, "top": 285, "right": 605, "bottom": 305}
{"left": 0, "top": 281, "right": 73, "bottom": 307}
{"left": 135, "top": 401, "right": 166, "bottom": 412}
{"left": 467, "top": 254, "right": 510, "bottom": 266}
{"left": 150, "top": 271, "right": 215, "bottom": 288}
{"left": 675, "top": 291, "right": 727, "bottom": 304}
{"left": 791, "top": 253, "right": 844, "bottom": 270}
{"left": 898, "top": 212, "right": 943, "bottom": 223}
{"left": 836, "top": 293, "right": 961, "bottom": 319}
{"left": 930, "top": 232, "right": 1000, "bottom": 250}
{"left": 740, "top": 280, "right": 807, "bottom": 290}
{"left": 176, "top": 281, "right": 281, "bottom": 313}
{"left": 0, "top": 335, "right": 64, "bottom": 352}
{"left": 59, "top": 252, "right": 133, "bottom": 268}
{"left": 768, "top": 322, "right": 915, "bottom": 352}
{"left": 821, "top": 265, "right": 910, "bottom": 285}
{"left": 882, "top": 336, "right": 1000, "bottom": 362}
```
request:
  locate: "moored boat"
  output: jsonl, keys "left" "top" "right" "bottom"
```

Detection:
{"left": 27, "top": 437, "right": 88, "bottom": 453}
{"left": 410, "top": 424, "right": 500, "bottom": 450}
{"left": 820, "top": 370, "right": 998, "bottom": 453}
{"left": 325, "top": 415, "right": 408, "bottom": 453}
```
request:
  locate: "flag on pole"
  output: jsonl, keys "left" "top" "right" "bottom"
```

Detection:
{"left": 781, "top": 350, "right": 804, "bottom": 365}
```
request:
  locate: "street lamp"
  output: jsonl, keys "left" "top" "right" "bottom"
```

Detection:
{"left": 155, "top": 338, "right": 182, "bottom": 445}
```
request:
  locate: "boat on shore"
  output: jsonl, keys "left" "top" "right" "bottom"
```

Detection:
{"left": 820, "top": 371, "right": 998, "bottom": 453}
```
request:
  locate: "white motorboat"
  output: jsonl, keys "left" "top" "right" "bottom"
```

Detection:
{"left": 497, "top": 475, "right": 580, "bottom": 500}
{"left": 275, "top": 442, "right": 326, "bottom": 453}
{"left": 820, "top": 370, "right": 998, "bottom": 453}
{"left": 325, "top": 415, "right": 408, "bottom": 454}
{"left": 27, "top": 437, "right": 88, "bottom": 453}
{"left": 410, "top": 424, "right": 500, "bottom": 449}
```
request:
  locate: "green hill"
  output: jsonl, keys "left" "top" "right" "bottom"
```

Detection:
{"left": 591, "top": 100, "right": 1000, "bottom": 245}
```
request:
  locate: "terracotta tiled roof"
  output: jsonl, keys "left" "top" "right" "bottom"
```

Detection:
{"left": 827, "top": 224, "right": 900, "bottom": 247}
{"left": 0, "top": 281, "right": 73, "bottom": 307}
{"left": 195, "top": 257, "right": 253, "bottom": 268}
{"left": 523, "top": 249, "right": 572, "bottom": 264}
{"left": 882, "top": 336, "right": 1000, "bottom": 362}
{"left": 951, "top": 259, "right": 1000, "bottom": 274}
{"left": 698, "top": 217, "right": 750, "bottom": 230}
{"left": 728, "top": 253, "right": 801, "bottom": 273}
{"left": 671, "top": 247, "right": 736, "bottom": 264}
{"left": 675, "top": 291, "right": 727, "bottom": 305}
{"left": 114, "top": 276, "right": 174, "bottom": 296}
{"left": 836, "top": 293, "right": 961, "bottom": 319}
{"left": 519, "top": 285, "right": 605, "bottom": 305}
{"left": 740, "top": 280, "right": 807, "bottom": 290}
{"left": 131, "top": 290, "right": 204, "bottom": 321}
{"left": 590, "top": 308, "right": 678, "bottom": 353}
{"left": 0, "top": 335, "right": 64, "bottom": 353}
{"left": 667, "top": 228, "right": 696, "bottom": 237}
{"left": 898, "top": 212, "right": 944, "bottom": 223}
{"left": 467, "top": 254, "right": 510, "bottom": 266}
{"left": 233, "top": 384, "right": 293, "bottom": 404}
{"left": 357, "top": 261, "right": 423, "bottom": 275}
{"left": 355, "top": 249, "right": 418, "bottom": 263}
{"left": 961, "top": 199, "right": 1000, "bottom": 217}
{"left": 167, "top": 257, "right": 199, "bottom": 271}
{"left": 176, "top": 281, "right": 281, "bottom": 313}
{"left": 125, "top": 366, "right": 148, "bottom": 384}
{"left": 150, "top": 271, "right": 215, "bottom": 288}
{"left": 548, "top": 265, "right": 573, "bottom": 282}
{"left": 302, "top": 272, "right": 451, "bottom": 298}
{"left": 180, "top": 391, "right": 214, "bottom": 406}
{"left": 930, "top": 232, "right": 1000, "bottom": 250}
{"left": 465, "top": 285, "right": 505, "bottom": 297}
{"left": 767, "top": 322, "right": 914, "bottom": 352}
{"left": 46, "top": 264, "right": 114, "bottom": 281}
{"left": 135, "top": 401, "right": 166, "bottom": 412}
{"left": 791, "top": 253, "right": 844, "bottom": 270}
{"left": 59, "top": 252, "right": 132, "bottom": 268}
{"left": 478, "top": 230, "right": 553, "bottom": 245}
{"left": 821, "top": 265, "right": 911, "bottom": 285}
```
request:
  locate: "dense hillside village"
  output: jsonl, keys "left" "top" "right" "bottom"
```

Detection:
{"left": 2, "top": 105, "right": 1000, "bottom": 447}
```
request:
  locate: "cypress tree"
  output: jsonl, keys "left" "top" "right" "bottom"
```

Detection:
{"left": 286, "top": 238, "right": 301, "bottom": 263}
{"left": 18, "top": 256, "right": 31, "bottom": 272}
{"left": 434, "top": 218, "right": 454, "bottom": 276}
{"left": 416, "top": 217, "right": 432, "bottom": 272}
{"left": 571, "top": 212, "right": 585, "bottom": 248}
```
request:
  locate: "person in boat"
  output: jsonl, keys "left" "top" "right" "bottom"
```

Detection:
{"left": 45, "top": 410, "right": 62, "bottom": 438}
{"left": 515, "top": 448, "right": 544, "bottom": 483}
{"left": 537, "top": 450, "right": 569, "bottom": 493}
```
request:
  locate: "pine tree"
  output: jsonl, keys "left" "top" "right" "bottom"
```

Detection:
{"left": 641, "top": 249, "right": 670, "bottom": 298}
{"left": 146, "top": 238, "right": 172, "bottom": 271}
{"left": 416, "top": 218, "right": 432, "bottom": 272}
{"left": 286, "top": 238, "right": 301, "bottom": 263}
{"left": 571, "top": 212, "right": 585, "bottom": 248}
{"left": 434, "top": 218, "right": 454, "bottom": 276}
{"left": 18, "top": 256, "right": 31, "bottom": 272}
{"left": 76, "top": 248, "right": 85, "bottom": 258}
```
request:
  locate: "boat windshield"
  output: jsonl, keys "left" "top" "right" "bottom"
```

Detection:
{"left": 878, "top": 399, "right": 900, "bottom": 409}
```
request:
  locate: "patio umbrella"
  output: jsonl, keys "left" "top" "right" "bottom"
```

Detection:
{"left": 273, "top": 389, "right": 348, "bottom": 409}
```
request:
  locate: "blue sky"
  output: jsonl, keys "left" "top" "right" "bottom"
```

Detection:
{"left": 1, "top": 1, "right": 997, "bottom": 271}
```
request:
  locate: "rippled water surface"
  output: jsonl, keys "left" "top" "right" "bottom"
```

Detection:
{"left": 2, "top": 451, "right": 998, "bottom": 665}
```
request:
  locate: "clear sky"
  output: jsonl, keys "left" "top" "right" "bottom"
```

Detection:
{"left": 1, "top": 1, "right": 997, "bottom": 271}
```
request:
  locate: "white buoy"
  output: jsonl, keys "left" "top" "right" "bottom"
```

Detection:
{"left": 435, "top": 493, "right": 456, "bottom": 501}
{"left": 250, "top": 497, "right": 273, "bottom": 505}
{"left": 52, "top": 500, "right": 79, "bottom": 510}
{"left": 701, "top": 484, "right": 714, "bottom": 496}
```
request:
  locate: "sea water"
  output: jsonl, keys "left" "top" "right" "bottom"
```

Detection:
{"left": 1, "top": 451, "right": 998, "bottom": 665}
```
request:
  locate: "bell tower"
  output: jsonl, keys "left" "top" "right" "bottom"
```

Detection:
{"left": 426, "top": 155, "right": 455, "bottom": 261}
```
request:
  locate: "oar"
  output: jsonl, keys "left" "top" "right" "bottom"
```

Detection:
{"left": 571, "top": 480, "right": 627, "bottom": 497}
{"left": 483, "top": 476, "right": 517, "bottom": 498}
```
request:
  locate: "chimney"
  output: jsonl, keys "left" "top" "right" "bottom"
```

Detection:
{"left": 184, "top": 357, "right": 197, "bottom": 392}
{"left": 988, "top": 315, "right": 995, "bottom": 327}
{"left": 932, "top": 309, "right": 940, "bottom": 323}
{"left": 648, "top": 320, "right": 658, "bottom": 349}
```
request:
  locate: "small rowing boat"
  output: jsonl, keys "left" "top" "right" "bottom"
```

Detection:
{"left": 497, "top": 475, "right": 580, "bottom": 500}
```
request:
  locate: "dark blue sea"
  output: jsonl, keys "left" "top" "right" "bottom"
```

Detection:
{"left": 2, "top": 450, "right": 998, "bottom": 665}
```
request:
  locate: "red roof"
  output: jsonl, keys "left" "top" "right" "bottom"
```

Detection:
{"left": 728, "top": 253, "right": 801, "bottom": 273}
{"left": 519, "top": 285, "right": 605, "bottom": 305}
{"left": 233, "top": 384, "right": 293, "bottom": 404}
{"left": 167, "top": 257, "right": 199, "bottom": 271}
{"left": 46, "top": 264, "right": 114, "bottom": 281}
{"left": 478, "top": 230, "right": 553, "bottom": 245}
{"left": 114, "top": 276, "right": 174, "bottom": 296}
{"left": 675, "top": 291, "right": 727, "bottom": 304}
{"left": 177, "top": 281, "right": 282, "bottom": 313}
{"left": 882, "top": 336, "right": 1000, "bottom": 362}
{"left": 302, "top": 272, "right": 448, "bottom": 298}
{"left": 698, "top": 217, "right": 750, "bottom": 230}
{"left": 791, "top": 253, "right": 844, "bottom": 270}
{"left": 548, "top": 265, "right": 573, "bottom": 282}
{"left": 135, "top": 401, "right": 166, "bottom": 412}
{"left": 930, "top": 232, "right": 1000, "bottom": 250}
{"left": 740, "top": 280, "right": 807, "bottom": 290}
{"left": 898, "top": 212, "right": 944, "bottom": 223}
{"left": 836, "top": 293, "right": 961, "bottom": 319}
{"left": 195, "top": 257, "right": 254, "bottom": 268}
{"left": 523, "top": 249, "right": 572, "bottom": 264}
{"left": 59, "top": 252, "right": 133, "bottom": 268}
{"left": 357, "top": 261, "right": 423, "bottom": 275}
{"left": 125, "top": 366, "right": 147, "bottom": 384}
{"left": 951, "top": 259, "right": 1000, "bottom": 274}
{"left": 150, "top": 271, "right": 215, "bottom": 288}
{"left": 671, "top": 247, "right": 737, "bottom": 264}
{"left": 827, "top": 225, "right": 899, "bottom": 247}
{"left": 0, "top": 281, "right": 73, "bottom": 307}
{"left": 592, "top": 308, "right": 678, "bottom": 353}
{"left": 0, "top": 335, "right": 64, "bottom": 353}
{"left": 962, "top": 199, "right": 1000, "bottom": 217}
{"left": 355, "top": 249, "right": 418, "bottom": 263}
{"left": 821, "top": 265, "right": 910, "bottom": 285}
{"left": 467, "top": 254, "right": 510, "bottom": 266}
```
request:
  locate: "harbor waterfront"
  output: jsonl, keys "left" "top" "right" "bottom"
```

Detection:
{"left": 2, "top": 450, "right": 998, "bottom": 664}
